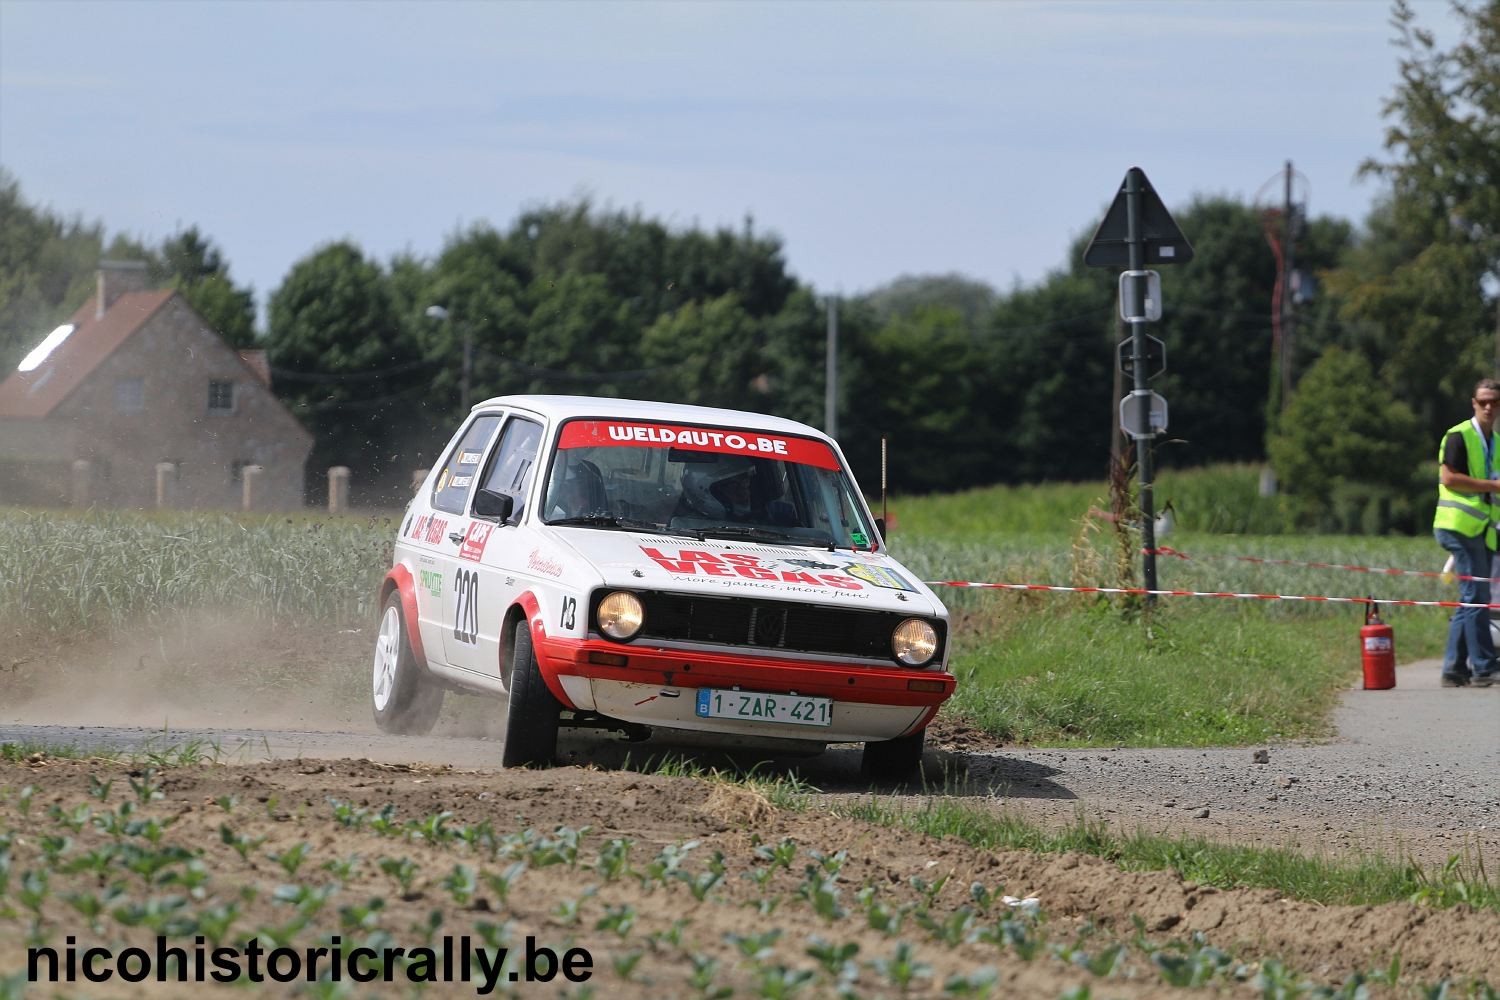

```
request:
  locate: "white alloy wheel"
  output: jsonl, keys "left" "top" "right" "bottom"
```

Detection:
{"left": 372, "top": 604, "right": 401, "bottom": 712}
{"left": 370, "top": 591, "right": 444, "bottom": 735}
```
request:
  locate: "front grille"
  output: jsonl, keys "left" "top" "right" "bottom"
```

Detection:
{"left": 592, "top": 590, "right": 945, "bottom": 665}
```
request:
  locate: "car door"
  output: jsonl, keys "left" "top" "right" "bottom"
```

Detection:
{"left": 422, "top": 411, "right": 504, "bottom": 672}
{"left": 443, "top": 412, "right": 545, "bottom": 677}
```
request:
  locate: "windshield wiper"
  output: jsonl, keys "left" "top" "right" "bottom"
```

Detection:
{"left": 697, "top": 525, "right": 829, "bottom": 547}
{"left": 549, "top": 515, "right": 703, "bottom": 540}
{"left": 548, "top": 514, "right": 629, "bottom": 529}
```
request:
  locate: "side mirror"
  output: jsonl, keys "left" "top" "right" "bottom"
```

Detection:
{"left": 473, "top": 489, "right": 515, "bottom": 522}
{"left": 874, "top": 517, "right": 888, "bottom": 539}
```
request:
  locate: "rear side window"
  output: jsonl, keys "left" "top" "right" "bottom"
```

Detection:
{"left": 432, "top": 414, "right": 501, "bottom": 514}
{"left": 479, "top": 417, "right": 544, "bottom": 519}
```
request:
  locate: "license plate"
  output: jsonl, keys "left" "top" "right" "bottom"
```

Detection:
{"left": 695, "top": 688, "right": 832, "bottom": 728}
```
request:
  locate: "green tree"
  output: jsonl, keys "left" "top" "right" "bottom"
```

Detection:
{"left": 954, "top": 197, "right": 1351, "bottom": 486}
{"left": 860, "top": 273, "right": 998, "bottom": 330}
{"left": 0, "top": 174, "right": 259, "bottom": 368}
{"left": 978, "top": 268, "right": 1115, "bottom": 484}
{"left": 0, "top": 170, "right": 102, "bottom": 370}
{"left": 759, "top": 287, "right": 837, "bottom": 430}
{"left": 158, "top": 227, "right": 257, "bottom": 346}
{"left": 1365, "top": 0, "right": 1499, "bottom": 278}
{"left": 662, "top": 219, "right": 797, "bottom": 319}
{"left": 1325, "top": 0, "right": 1499, "bottom": 441}
{"left": 422, "top": 225, "right": 529, "bottom": 418}
{"left": 266, "top": 242, "right": 424, "bottom": 501}
{"left": 1267, "top": 347, "right": 1423, "bottom": 531}
{"left": 520, "top": 272, "right": 637, "bottom": 397}
{"left": 640, "top": 295, "right": 761, "bottom": 410}
{"left": 856, "top": 307, "right": 992, "bottom": 493}
{"left": 1149, "top": 198, "right": 1348, "bottom": 466}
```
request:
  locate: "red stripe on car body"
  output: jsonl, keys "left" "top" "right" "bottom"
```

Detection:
{"left": 382, "top": 566, "right": 427, "bottom": 667}
{"left": 514, "top": 591, "right": 579, "bottom": 709}
{"left": 533, "top": 636, "right": 954, "bottom": 708}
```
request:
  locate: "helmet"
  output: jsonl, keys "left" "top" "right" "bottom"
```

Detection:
{"left": 549, "top": 457, "right": 605, "bottom": 516}
{"left": 681, "top": 455, "right": 755, "bottom": 516}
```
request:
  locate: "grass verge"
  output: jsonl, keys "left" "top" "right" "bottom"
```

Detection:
{"left": 834, "top": 793, "right": 1499, "bottom": 913}
{"left": 625, "top": 758, "right": 1497, "bottom": 914}
{"left": 942, "top": 600, "right": 1447, "bottom": 745}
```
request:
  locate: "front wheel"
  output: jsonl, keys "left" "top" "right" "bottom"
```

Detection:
{"left": 861, "top": 728, "right": 925, "bottom": 783}
{"left": 501, "top": 619, "right": 561, "bottom": 768}
{"left": 371, "top": 592, "right": 444, "bottom": 735}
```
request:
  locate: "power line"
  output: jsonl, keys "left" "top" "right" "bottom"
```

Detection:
{"left": 268, "top": 357, "right": 437, "bottom": 382}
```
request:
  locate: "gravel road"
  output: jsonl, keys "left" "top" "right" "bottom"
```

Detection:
{"left": 4, "top": 657, "right": 1494, "bottom": 867}
{"left": 945, "top": 658, "right": 1498, "bottom": 866}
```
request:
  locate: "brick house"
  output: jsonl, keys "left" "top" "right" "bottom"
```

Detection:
{"left": 0, "top": 261, "right": 312, "bottom": 509}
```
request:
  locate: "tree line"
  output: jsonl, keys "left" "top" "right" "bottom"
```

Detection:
{"left": 0, "top": 0, "right": 1493, "bottom": 528}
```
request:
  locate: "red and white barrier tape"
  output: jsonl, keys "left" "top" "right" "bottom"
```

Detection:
{"left": 1147, "top": 545, "right": 1498, "bottom": 584}
{"left": 926, "top": 579, "right": 1500, "bottom": 610}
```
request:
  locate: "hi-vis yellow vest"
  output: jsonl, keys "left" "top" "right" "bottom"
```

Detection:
{"left": 1435, "top": 420, "right": 1498, "bottom": 548}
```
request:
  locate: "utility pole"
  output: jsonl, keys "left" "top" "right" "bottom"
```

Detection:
{"left": 1493, "top": 295, "right": 1499, "bottom": 377}
{"left": 1110, "top": 313, "right": 1124, "bottom": 468}
{"left": 825, "top": 296, "right": 838, "bottom": 437}
{"left": 461, "top": 324, "right": 473, "bottom": 412}
{"left": 425, "top": 304, "right": 472, "bottom": 411}
{"left": 1281, "top": 160, "right": 1296, "bottom": 411}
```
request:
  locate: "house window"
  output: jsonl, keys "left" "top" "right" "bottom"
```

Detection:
{"left": 208, "top": 380, "right": 235, "bottom": 414}
{"left": 115, "top": 378, "right": 143, "bottom": 413}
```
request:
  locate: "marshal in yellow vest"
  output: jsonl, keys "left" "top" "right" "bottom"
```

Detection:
{"left": 1434, "top": 420, "right": 1498, "bottom": 549}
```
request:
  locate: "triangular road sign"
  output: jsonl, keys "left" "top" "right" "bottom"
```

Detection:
{"left": 1083, "top": 167, "right": 1194, "bottom": 267}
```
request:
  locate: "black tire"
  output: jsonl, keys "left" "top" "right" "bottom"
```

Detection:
{"left": 371, "top": 591, "right": 444, "bottom": 735}
{"left": 501, "top": 619, "right": 561, "bottom": 768}
{"left": 861, "top": 727, "right": 926, "bottom": 783}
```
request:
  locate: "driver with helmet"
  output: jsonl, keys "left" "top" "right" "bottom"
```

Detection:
{"left": 680, "top": 455, "right": 759, "bottom": 521}
{"left": 546, "top": 458, "right": 606, "bottom": 520}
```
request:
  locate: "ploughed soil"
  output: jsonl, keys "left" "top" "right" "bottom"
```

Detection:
{"left": 2, "top": 755, "right": 1497, "bottom": 997}
{"left": 2, "top": 616, "right": 1497, "bottom": 996}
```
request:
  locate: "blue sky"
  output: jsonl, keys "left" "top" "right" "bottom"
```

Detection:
{"left": 0, "top": 0, "right": 1464, "bottom": 318}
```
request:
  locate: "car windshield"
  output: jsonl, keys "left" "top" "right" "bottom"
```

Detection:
{"left": 540, "top": 419, "right": 878, "bottom": 550}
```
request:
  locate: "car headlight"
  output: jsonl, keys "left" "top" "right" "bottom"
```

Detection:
{"left": 597, "top": 591, "right": 645, "bottom": 640}
{"left": 892, "top": 618, "right": 938, "bottom": 666}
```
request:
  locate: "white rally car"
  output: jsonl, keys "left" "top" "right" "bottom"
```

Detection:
{"left": 372, "top": 395, "right": 954, "bottom": 778}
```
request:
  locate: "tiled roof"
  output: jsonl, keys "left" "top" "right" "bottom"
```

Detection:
{"left": 0, "top": 290, "right": 174, "bottom": 419}
{"left": 237, "top": 349, "right": 272, "bottom": 386}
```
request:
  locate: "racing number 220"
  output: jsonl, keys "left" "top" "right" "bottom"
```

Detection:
{"left": 453, "top": 568, "right": 479, "bottom": 645}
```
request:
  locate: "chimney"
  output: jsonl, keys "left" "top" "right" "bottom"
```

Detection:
{"left": 96, "top": 260, "right": 153, "bottom": 318}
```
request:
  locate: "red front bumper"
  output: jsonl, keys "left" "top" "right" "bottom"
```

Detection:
{"left": 536, "top": 636, "right": 955, "bottom": 710}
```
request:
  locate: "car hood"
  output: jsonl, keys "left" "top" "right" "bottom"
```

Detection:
{"left": 547, "top": 528, "right": 946, "bottom": 617}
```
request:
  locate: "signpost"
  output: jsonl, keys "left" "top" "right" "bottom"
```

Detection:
{"left": 1117, "top": 334, "right": 1165, "bottom": 381}
{"left": 1085, "top": 167, "right": 1193, "bottom": 600}
{"left": 1119, "top": 390, "right": 1168, "bottom": 439}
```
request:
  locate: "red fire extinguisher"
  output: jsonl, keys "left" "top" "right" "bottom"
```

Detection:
{"left": 1361, "top": 598, "right": 1396, "bottom": 690}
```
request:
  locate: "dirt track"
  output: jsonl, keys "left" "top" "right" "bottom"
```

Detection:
{"left": 4, "top": 618, "right": 1496, "bottom": 869}
{"left": 2, "top": 621, "right": 1497, "bottom": 995}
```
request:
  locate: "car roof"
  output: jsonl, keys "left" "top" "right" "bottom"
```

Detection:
{"left": 470, "top": 394, "right": 834, "bottom": 442}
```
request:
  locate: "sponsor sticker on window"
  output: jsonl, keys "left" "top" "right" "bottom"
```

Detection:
{"left": 559, "top": 420, "right": 839, "bottom": 470}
